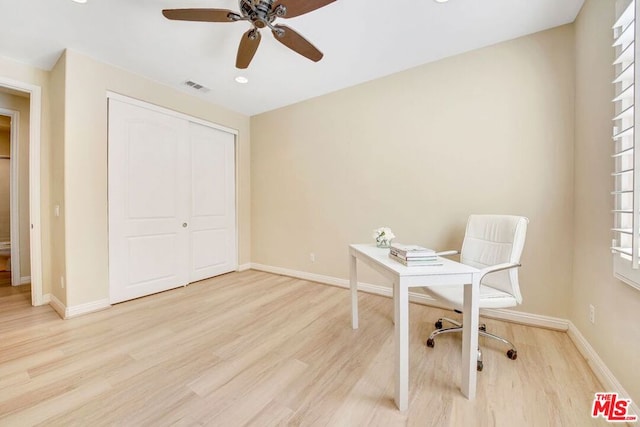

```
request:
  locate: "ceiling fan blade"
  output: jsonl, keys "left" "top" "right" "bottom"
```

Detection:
{"left": 273, "top": 0, "right": 336, "bottom": 18}
{"left": 162, "top": 9, "right": 237, "bottom": 22}
{"left": 236, "top": 29, "right": 262, "bottom": 69}
{"left": 272, "top": 25, "right": 323, "bottom": 62}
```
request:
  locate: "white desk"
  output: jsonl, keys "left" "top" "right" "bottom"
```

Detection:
{"left": 349, "top": 244, "right": 481, "bottom": 411}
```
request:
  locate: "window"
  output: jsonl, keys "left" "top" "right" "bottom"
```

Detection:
{"left": 612, "top": 0, "right": 640, "bottom": 290}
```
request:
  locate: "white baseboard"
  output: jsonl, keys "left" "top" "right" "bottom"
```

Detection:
{"left": 480, "top": 307, "right": 569, "bottom": 330}
{"left": 251, "top": 263, "right": 348, "bottom": 288}
{"left": 66, "top": 298, "right": 111, "bottom": 319}
{"left": 237, "top": 263, "right": 252, "bottom": 272}
{"left": 49, "top": 294, "right": 66, "bottom": 318}
{"left": 249, "top": 263, "right": 568, "bottom": 331}
{"left": 10, "top": 276, "right": 31, "bottom": 287}
{"left": 567, "top": 322, "right": 640, "bottom": 419}
{"left": 48, "top": 295, "right": 111, "bottom": 319}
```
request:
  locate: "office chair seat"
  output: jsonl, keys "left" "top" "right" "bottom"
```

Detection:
{"left": 424, "top": 283, "right": 518, "bottom": 310}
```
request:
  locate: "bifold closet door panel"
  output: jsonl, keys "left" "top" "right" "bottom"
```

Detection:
{"left": 108, "top": 99, "right": 191, "bottom": 304}
{"left": 188, "top": 122, "right": 237, "bottom": 282}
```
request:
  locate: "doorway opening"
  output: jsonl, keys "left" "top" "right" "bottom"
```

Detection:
{"left": 0, "top": 78, "right": 43, "bottom": 306}
{"left": 0, "top": 109, "right": 20, "bottom": 288}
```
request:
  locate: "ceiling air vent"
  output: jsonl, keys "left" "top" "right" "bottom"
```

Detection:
{"left": 183, "top": 80, "right": 210, "bottom": 93}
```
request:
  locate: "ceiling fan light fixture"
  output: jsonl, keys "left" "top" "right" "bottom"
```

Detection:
{"left": 235, "top": 76, "right": 249, "bottom": 84}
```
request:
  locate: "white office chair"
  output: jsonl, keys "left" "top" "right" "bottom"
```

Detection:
{"left": 423, "top": 214, "right": 529, "bottom": 371}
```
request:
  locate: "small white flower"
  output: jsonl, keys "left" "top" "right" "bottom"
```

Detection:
{"left": 373, "top": 227, "right": 395, "bottom": 244}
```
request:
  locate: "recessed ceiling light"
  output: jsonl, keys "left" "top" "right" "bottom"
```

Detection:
{"left": 434, "top": 0, "right": 449, "bottom": 3}
{"left": 235, "top": 76, "right": 249, "bottom": 84}
{"left": 71, "top": 0, "right": 87, "bottom": 3}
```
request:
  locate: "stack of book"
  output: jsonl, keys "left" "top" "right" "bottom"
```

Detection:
{"left": 389, "top": 243, "right": 443, "bottom": 267}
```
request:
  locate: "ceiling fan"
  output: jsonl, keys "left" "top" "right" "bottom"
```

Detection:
{"left": 162, "top": 0, "right": 336, "bottom": 69}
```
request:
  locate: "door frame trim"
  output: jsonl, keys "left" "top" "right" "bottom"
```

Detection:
{"left": 0, "top": 76, "right": 43, "bottom": 306}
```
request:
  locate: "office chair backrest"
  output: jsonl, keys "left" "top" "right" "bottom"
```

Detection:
{"left": 460, "top": 215, "right": 529, "bottom": 304}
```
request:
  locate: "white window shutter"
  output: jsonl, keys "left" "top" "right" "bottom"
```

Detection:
{"left": 612, "top": 0, "right": 640, "bottom": 290}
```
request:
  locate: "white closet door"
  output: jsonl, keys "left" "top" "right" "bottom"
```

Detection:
{"left": 188, "top": 122, "right": 236, "bottom": 282}
{"left": 108, "top": 99, "right": 191, "bottom": 304}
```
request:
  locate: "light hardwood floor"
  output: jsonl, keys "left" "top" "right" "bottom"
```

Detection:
{"left": 0, "top": 270, "right": 608, "bottom": 426}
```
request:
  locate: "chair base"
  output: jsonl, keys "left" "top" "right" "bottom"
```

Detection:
{"left": 425, "top": 317, "right": 518, "bottom": 371}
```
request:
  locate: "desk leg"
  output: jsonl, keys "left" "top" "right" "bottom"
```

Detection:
{"left": 394, "top": 281, "right": 409, "bottom": 411}
{"left": 350, "top": 253, "right": 358, "bottom": 329}
{"left": 461, "top": 273, "right": 480, "bottom": 400}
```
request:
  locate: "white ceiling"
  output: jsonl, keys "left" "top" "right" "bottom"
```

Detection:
{"left": 0, "top": 0, "right": 584, "bottom": 116}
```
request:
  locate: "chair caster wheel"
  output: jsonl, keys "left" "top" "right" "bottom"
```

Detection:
{"left": 435, "top": 320, "right": 443, "bottom": 329}
{"left": 426, "top": 338, "right": 435, "bottom": 348}
{"left": 507, "top": 349, "right": 517, "bottom": 360}
{"left": 477, "top": 361, "right": 483, "bottom": 371}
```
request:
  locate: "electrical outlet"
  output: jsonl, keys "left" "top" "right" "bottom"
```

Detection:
{"left": 589, "top": 304, "right": 595, "bottom": 324}
{"left": 309, "top": 253, "right": 316, "bottom": 263}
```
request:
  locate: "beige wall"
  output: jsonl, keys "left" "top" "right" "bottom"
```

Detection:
{"left": 61, "top": 50, "right": 251, "bottom": 307}
{"left": 251, "top": 25, "right": 576, "bottom": 318}
{"left": 0, "top": 92, "right": 31, "bottom": 275}
{"left": 573, "top": 0, "right": 640, "bottom": 404}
